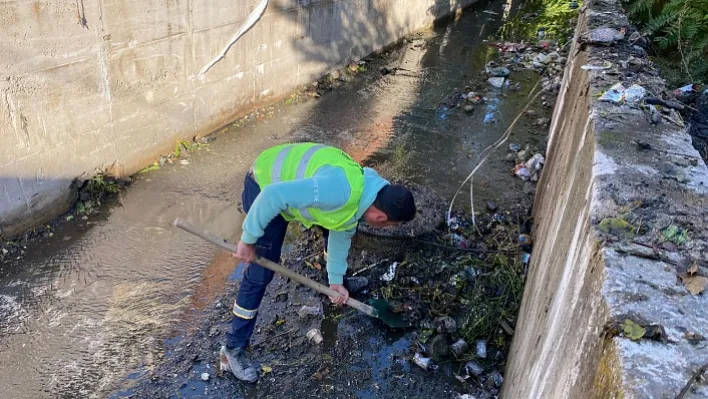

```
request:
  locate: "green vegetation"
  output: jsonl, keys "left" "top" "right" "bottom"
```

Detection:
{"left": 624, "top": 0, "right": 708, "bottom": 86}
{"left": 82, "top": 174, "right": 121, "bottom": 202}
{"left": 496, "top": 0, "right": 580, "bottom": 45}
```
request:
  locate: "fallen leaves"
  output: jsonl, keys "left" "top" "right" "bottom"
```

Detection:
{"left": 684, "top": 332, "right": 706, "bottom": 346}
{"left": 261, "top": 365, "right": 272, "bottom": 376}
{"left": 678, "top": 262, "right": 708, "bottom": 296}
{"left": 622, "top": 320, "right": 646, "bottom": 341}
{"left": 305, "top": 260, "right": 322, "bottom": 271}
{"left": 683, "top": 276, "right": 708, "bottom": 295}
{"left": 662, "top": 225, "right": 690, "bottom": 246}
{"left": 311, "top": 366, "right": 330, "bottom": 380}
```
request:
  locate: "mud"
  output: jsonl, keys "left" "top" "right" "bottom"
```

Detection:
{"left": 0, "top": 0, "right": 572, "bottom": 398}
{"left": 357, "top": 181, "right": 448, "bottom": 238}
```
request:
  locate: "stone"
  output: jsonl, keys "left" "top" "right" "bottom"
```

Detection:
{"left": 486, "top": 201, "right": 498, "bottom": 212}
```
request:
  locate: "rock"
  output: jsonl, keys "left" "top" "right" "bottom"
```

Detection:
{"left": 486, "top": 201, "right": 498, "bottom": 212}
{"left": 201, "top": 372, "right": 210, "bottom": 381}
{"left": 180, "top": 159, "right": 190, "bottom": 165}
{"left": 586, "top": 27, "right": 625, "bottom": 44}
{"left": 488, "top": 77, "right": 505, "bottom": 88}
{"left": 535, "top": 117, "right": 551, "bottom": 127}
{"left": 516, "top": 150, "right": 528, "bottom": 162}
{"left": 428, "top": 334, "right": 450, "bottom": 359}
{"left": 330, "top": 70, "right": 340, "bottom": 80}
{"left": 297, "top": 305, "right": 322, "bottom": 318}
{"left": 433, "top": 316, "right": 457, "bottom": 333}
{"left": 463, "top": 104, "right": 474, "bottom": 113}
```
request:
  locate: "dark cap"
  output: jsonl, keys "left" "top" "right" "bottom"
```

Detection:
{"left": 373, "top": 184, "right": 416, "bottom": 222}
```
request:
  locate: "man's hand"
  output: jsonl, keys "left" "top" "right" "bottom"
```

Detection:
{"left": 232, "top": 241, "right": 256, "bottom": 263}
{"left": 328, "top": 284, "right": 349, "bottom": 305}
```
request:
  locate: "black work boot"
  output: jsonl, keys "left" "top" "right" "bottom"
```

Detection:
{"left": 220, "top": 346, "right": 259, "bottom": 383}
{"left": 343, "top": 276, "right": 369, "bottom": 294}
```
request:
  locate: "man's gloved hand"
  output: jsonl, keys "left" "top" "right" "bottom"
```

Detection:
{"left": 328, "top": 284, "right": 349, "bottom": 305}
{"left": 232, "top": 241, "right": 256, "bottom": 263}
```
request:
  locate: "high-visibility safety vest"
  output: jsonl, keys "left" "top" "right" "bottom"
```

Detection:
{"left": 252, "top": 142, "right": 365, "bottom": 231}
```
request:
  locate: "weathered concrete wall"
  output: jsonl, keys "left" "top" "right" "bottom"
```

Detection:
{"left": 0, "top": 0, "right": 474, "bottom": 238}
{"left": 503, "top": 0, "right": 708, "bottom": 398}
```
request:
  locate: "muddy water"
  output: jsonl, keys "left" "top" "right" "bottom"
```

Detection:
{"left": 0, "top": 1, "right": 548, "bottom": 397}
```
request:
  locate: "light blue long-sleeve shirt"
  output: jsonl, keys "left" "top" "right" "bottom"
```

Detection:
{"left": 241, "top": 166, "right": 389, "bottom": 284}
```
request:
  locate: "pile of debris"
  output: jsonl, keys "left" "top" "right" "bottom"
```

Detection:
{"left": 354, "top": 206, "right": 532, "bottom": 397}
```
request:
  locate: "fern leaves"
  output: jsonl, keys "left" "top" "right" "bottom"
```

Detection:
{"left": 625, "top": 0, "right": 708, "bottom": 82}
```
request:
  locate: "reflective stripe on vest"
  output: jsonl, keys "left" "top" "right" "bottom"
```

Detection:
{"left": 270, "top": 144, "right": 326, "bottom": 184}
{"left": 253, "top": 143, "right": 364, "bottom": 231}
{"left": 233, "top": 302, "right": 258, "bottom": 320}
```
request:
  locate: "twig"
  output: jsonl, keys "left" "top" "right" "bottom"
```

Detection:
{"left": 412, "top": 238, "right": 518, "bottom": 254}
{"left": 352, "top": 259, "right": 388, "bottom": 276}
{"left": 676, "top": 362, "right": 708, "bottom": 399}
{"left": 251, "top": 328, "right": 296, "bottom": 348}
{"left": 197, "top": 0, "right": 269, "bottom": 77}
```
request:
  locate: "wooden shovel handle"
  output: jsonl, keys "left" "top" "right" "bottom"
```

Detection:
{"left": 173, "top": 218, "right": 377, "bottom": 317}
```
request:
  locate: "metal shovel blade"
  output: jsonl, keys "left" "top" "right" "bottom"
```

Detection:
{"left": 367, "top": 298, "right": 410, "bottom": 329}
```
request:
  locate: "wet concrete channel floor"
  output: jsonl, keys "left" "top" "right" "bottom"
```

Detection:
{"left": 0, "top": 1, "right": 557, "bottom": 398}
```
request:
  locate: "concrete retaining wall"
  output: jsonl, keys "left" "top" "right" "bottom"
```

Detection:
{"left": 502, "top": 0, "right": 708, "bottom": 398}
{"left": 0, "top": 0, "right": 474, "bottom": 238}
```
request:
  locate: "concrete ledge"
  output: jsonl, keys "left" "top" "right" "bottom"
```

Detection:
{"left": 502, "top": 0, "right": 708, "bottom": 398}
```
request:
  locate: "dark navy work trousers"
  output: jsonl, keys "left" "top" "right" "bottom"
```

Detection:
{"left": 226, "top": 172, "right": 328, "bottom": 349}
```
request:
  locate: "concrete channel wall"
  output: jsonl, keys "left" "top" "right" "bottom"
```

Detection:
{"left": 503, "top": 0, "right": 708, "bottom": 398}
{"left": 0, "top": 0, "right": 475, "bottom": 238}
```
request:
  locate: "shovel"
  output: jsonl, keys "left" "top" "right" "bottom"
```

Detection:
{"left": 173, "top": 218, "right": 408, "bottom": 328}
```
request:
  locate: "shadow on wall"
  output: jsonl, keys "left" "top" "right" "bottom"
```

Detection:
{"left": 0, "top": 177, "right": 78, "bottom": 240}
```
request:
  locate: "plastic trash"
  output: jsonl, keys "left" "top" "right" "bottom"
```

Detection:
{"left": 297, "top": 305, "right": 322, "bottom": 318}
{"left": 519, "top": 234, "right": 532, "bottom": 246}
{"left": 201, "top": 372, "right": 210, "bottom": 381}
{"left": 624, "top": 84, "right": 646, "bottom": 103}
{"left": 488, "top": 77, "right": 505, "bottom": 88}
{"left": 448, "top": 233, "right": 470, "bottom": 248}
{"left": 486, "top": 66, "right": 510, "bottom": 77}
{"left": 451, "top": 339, "right": 469, "bottom": 357}
{"left": 475, "top": 339, "right": 488, "bottom": 358}
{"left": 306, "top": 328, "right": 324, "bottom": 345}
{"left": 599, "top": 82, "right": 626, "bottom": 104}
{"left": 381, "top": 262, "right": 398, "bottom": 282}
{"left": 526, "top": 153, "right": 545, "bottom": 173}
{"left": 581, "top": 61, "right": 612, "bottom": 70}
{"left": 465, "top": 360, "right": 485, "bottom": 376}
{"left": 673, "top": 84, "right": 701, "bottom": 96}
{"left": 537, "top": 27, "right": 546, "bottom": 40}
{"left": 522, "top": 252, "right": 532, "bottom": 265}
{"left": 533, "top": 53, "right": 551, "bottom": 65}
{"left": 514, "top": 164, "right": 532, "bottom": 180}
{"left": 413, "top": 352, "right": 439, "bottom": 370}
{"left": 509, "top": 143, "right": 521, "bottom": 152}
